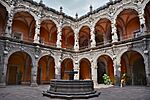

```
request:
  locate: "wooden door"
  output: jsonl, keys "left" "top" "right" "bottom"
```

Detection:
{"left": 7, "top": 66, "right": 17, "bottom": 85}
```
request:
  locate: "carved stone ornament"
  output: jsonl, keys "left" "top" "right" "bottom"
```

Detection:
{"left": 108, "top": 5, "right": 115, "bottom": 16}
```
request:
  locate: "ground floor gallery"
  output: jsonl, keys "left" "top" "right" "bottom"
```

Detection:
{"left": 2, "top": 49, "right": 148, "bottom": 86}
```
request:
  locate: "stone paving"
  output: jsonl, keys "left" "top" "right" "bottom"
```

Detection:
{"left": 0, "top": 85, "right": 150, "bottom": 100}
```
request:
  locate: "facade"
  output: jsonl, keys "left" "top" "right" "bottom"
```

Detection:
{"left": 0, "top": 0, "right": 150, "bottom": 87}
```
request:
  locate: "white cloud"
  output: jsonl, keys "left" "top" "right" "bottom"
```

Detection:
{"left": 33, "top": 0, "right": 109, "bottom": 17}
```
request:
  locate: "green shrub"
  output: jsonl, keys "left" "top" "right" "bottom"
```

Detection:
{"left": 102, "top": 74, "right": 112, "bottom": 85}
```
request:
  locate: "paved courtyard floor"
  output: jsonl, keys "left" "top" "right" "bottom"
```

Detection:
{"left": 0, "top": 85, "right": 150, "bottom": 100}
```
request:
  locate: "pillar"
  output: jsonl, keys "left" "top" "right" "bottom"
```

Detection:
{"left": 91, "top": 61, "right": 97, "bottom": 87}
{"left": 138, "top": 11, "right": 146, "bottom": 34}
{"left": 30, "top": 63, "right": 38, "bottom": 87}
{"left": 55, "top": 58, "right": 61, "bottom": 80}
{"left": 0, "top": 54, "right": 7, "bottom": 87}
{"left": 90, "top": 27, "right": 96, "bottom": 48}
{"left": 56, "top": 27, "right": 62, "bottom": 48}
{"left": 113, "top": 54, "right": 121, "bottom": 86}
{"left": 111, "top": 20, "right": 118, "bottom": 43}
{"left": 144, "top": 51, "right": 150, "bottom": 86}
{"left": 73, "top": 61, "right": 79, "bottom": 80}
{"left": 5, "top": 11, "right": 13, "bottom": 37}
{"left": 34, "top": 20, "right": 41, "bottom": 43}
{"left": 74, "top": 29, "right": 79, "bottom": 51}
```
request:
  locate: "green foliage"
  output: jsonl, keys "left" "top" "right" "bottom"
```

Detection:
{"left": 102, "top": 74, "right": 112, "bottom": 85}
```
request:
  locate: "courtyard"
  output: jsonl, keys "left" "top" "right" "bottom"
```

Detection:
{"left": 0, "top": 85, "right": 150, "bottom": 100}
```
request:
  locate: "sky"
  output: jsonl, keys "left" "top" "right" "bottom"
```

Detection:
{"left": 33, "top": 0, "right": 109, "bottom": 18}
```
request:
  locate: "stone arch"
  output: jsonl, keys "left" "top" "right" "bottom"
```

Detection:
{"left": 12, "top": 11, "right": 36, "bottom": 42}
{"left": 40, "top": 19, "right": 57, "bottom": 46}
{"left": 117, "top": 48, "right": 145, "bottom": 63}
{"left": 13, "top": 8, "right": 38, "bottom": 21}
{"left": 97, "top": 54, "right": 114, "bottom": 84}
{"left": 37, "top": 52, "right": 55, "bottom": 63}
{"left": 115, "top": 8, "right": 140, "bottom": 40}
{"left": 79, "top": 58, "right": 91, "bottom": 80}
{"left": 79, "top": 25, "right": 91, "bottom": 49}
{"left": 6, "top": 51, "right": 33, "bottom": 85}
{"left": 37, "top": 55, "right": 55, "bottom": 84}
{"left": 78, "top": 56, "right": 91, "bottom": 63}
{"left": 61, "top": 26, "right": 75, "bottom": 49}
{"left": 62, "top": 23, "right": 74, "bottom": 31}
{"left": 6, "top": 49, "right": 35, "bottom": 65}
{"left": 0, "top": 2, "right": 8, "bottom": 36}
{"left": 0, "top": 0, "right": 10, "bottom": 12}
{"left": 113, "top": 4, "right": 139, "bottom": 21}
{"left": 120, "top": 50, "right": 147, "bottom": 85}
{"left": 40, "top": 17, "right": 59, "bottom": 29}
{"left": 94, "top": 52, "right": 113, "bottom": 63}
{"left": 78, "top": 23, "right": 91, "bottom": 32}
{"left": 144, "top": 1, "right": 150, "bottom": 31}
{"left": 94, "top": 18, "right": 112, "bottom": 45}
{"left": 61, "top": 56, "right": 74, "bottom": 62}
{"left": 61, "top": 58, "right": 74, "bottom": 80}
{"left": 93, "top": 15, "right": 112, "bottom": 27}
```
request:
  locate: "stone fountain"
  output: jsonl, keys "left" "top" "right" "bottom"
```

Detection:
{"left": 42, "top": 70, "right": 100, "bottom": 99}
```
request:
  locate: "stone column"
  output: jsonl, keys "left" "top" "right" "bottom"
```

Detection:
{"left": 144, "top": 51, "right": 150, "bottom": 86}
{"left": 30, "top": 63, "right": 38, "bottom": 87}
{"left": 0, "top": 54, "right": 8, "bottom": 87}
{"left": 91, "top": 61, "right": 97, "bottom": 87}
{"left": 34, "top": 20, "right": 41, "bottom": 43}
{"left": 139, "top": 12, "right": 146, "bottom": 34}
{"left": 113, "top": 54, "right": 121, "bottom": 86}
{"left": 73, "top": 61, "right": 79, "bottom": 80}
{"left": 5, "top": 11, "right": 13, "bottom": 37}
{"left": 74, "top": 29, "right": 79, "bottom": 51}
{"left": 90, "top": 27, "right": 96, "bottom": 48}
{"left": 111, "top": 21, "right": 118, "bottom": 43}
{"left": 55, "top": 58, "right": 61, "bottom": 80}
{"left": 56, "top": 27, "right": 62, "bottom": 48}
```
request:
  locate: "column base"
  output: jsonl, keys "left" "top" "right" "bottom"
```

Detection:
{"left": 0, "top": 82, "right": 6, "bottom": 88}
{"left": 30, "top": 82, "right": 38, "bottom": 87}
{"left": 114, "top": 75, "right": 120, "bottom": 86}
{"left": 55, "top": 74, "right": 61, "bottom": 80}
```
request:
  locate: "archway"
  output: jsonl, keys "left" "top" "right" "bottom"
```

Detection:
{"left": 0, "top": 3, "right": 8, "bottom": 36}
{"left": 121, "top": 50, "right": 147, "bottom": 85}
{"left": 6, "top": 51, "right": 32, "bottom": 85}
{"left": 79, "top": 26, "right": 90, "bottom": 49}
{"left": 61, "top": 58, "right": 74, "bottom": 80}
{"left": 62, "top": 26, "right": 74, "bottom": 49}
{"left": 95, "top": 18, "right": 112, "bottom": 46}
{"left": 97, "top": 55, "right": 114, "bottom": 84}
{"left": 144, "top": 1, "right": 150, "bottom": 31}
{"left": 116, "top": 9, "right": 140, "bottom": 40}
{"left": 79, "top": 58, "right": 91, "bottom": 80}
{"left": 37, "top": 55, "right": 55, "bottom": 84}
{"left": 12, "top": 11, "right": 35, "bottom": 42}
{"left": 40, "top": 20, "right": 57, "bottom": 46}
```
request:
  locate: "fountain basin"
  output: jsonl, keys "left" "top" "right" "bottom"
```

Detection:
{"left": 42, "top": 79, "right": 100, "bottom": 98}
